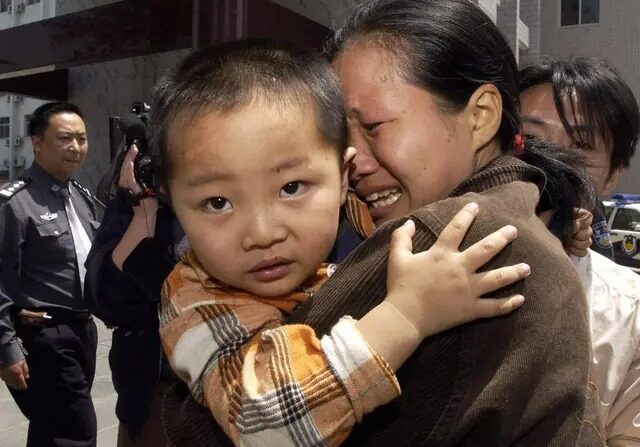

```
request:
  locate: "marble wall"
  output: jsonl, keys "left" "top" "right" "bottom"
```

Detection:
{"left": 272, "top": 0, "right": 357, "bottom": 29}
{"left": 69, "top": 49, "right": 189, "bottom": 190}
{"left": 70, "top": 0, "right": 359, "bottom": 191}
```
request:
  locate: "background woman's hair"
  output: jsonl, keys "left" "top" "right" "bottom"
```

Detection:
{"left": 519, "top": 139, "right": 597, "bottom": 247}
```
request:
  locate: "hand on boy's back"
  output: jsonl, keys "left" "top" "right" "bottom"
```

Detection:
{"left": 384, "top": 202, "right": 531, "bottom": 339}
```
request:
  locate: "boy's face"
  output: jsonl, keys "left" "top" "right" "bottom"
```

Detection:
{"left": 168, "top": 101, "right": 349, "bottom": 297}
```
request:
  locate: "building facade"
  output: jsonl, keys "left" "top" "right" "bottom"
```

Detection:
{"left": 17, "top": 0, "right": 637, "bottom": 196}
{"left": 536, "top": 0, "right": 640, "bottom": 194}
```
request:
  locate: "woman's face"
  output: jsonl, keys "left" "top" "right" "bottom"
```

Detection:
{"left": 333, "top": 42, "right": 477, "bottom": 225}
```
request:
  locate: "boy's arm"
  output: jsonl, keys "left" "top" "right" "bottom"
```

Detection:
{"left": 160, "top": 261, "right": 400, "bottom": 447}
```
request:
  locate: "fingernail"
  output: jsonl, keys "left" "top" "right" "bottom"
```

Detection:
{"left": 403, "top": 219, "right": 413, "bottom": 226}
{"left": 465, "top": 202, "right": 479, "bottom": 213}
{"left": 503, "top": 225, "right": 517, "bottom": 238}
{"left": 519, "top": 263, "right": 531, "bottom": 275}
{"left": 500, "top": 294, "right": 525, "bottom": 310}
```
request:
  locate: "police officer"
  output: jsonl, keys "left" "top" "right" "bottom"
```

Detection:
{"left": 0, "top": 102, "right": 101, "bottom": 447}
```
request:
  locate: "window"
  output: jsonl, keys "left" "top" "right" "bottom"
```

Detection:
{"left": 0, "top": 0, "right": 39, "bottom": 12}
{"left": 0, "top": 117, "right": 9, "bottom": 139}
{"left": 561, "top": 0, "right": 599, "bottom": 26}
{"left": 611, "top": 208, "right": 640, "bottom": 231}
{"left": 603, "top": 204, "right": 614, "bottom": 222}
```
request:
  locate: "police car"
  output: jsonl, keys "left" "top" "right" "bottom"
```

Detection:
{"left": 603, "top": 194, "right": 640, "bottom": 272}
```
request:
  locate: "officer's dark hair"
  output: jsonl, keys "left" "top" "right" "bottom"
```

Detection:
{"left": 150, "top": 40, "right": 347, "bottom": 194}
{"left": 519, "top": 138, "right": 596, "bottom": 247}
{"left": 326, "top": 0, "right": 593, "bottom": 246}
{"left": 28, "top": 101, "right": 85, "bottom": 138}
{"left": 519, "top": 58, "right": 639, "bottom": 175}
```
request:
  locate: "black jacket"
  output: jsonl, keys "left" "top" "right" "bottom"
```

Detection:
{"left": 84, "top": 200, "right": 183, "bottom": 437}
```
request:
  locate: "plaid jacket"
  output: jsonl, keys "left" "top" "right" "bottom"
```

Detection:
{"left": 159, "top": 249, "right": 400, "bottom": 446}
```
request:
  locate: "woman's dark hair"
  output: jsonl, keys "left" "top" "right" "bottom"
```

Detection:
{"left": 328, "top": 0, "right": 596, "bottom": 243}
{"left": 150, "top": 40, "right": 347, "bottom": 194}
{"left": 28, "top": 101, "right": 84, "bottom": 137}
{"left": 327, "top": 0, "right": 520, "bottom": 154}
{"left": 519, "top": 58, "right": 639, "bottom": 175}
{"left": 519, "top": 140, "right": 597, "bottom": 247}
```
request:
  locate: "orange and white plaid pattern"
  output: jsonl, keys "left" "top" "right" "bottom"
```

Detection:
{"left": 160, "top": 248, "right": 400, "bottom": 446}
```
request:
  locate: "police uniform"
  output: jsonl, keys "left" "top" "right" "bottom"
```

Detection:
{"left": 0, "top": 162, "right": 101, "bottom": 447}
{"left": 591, "top": 200, "right": 615, "bottom": 261}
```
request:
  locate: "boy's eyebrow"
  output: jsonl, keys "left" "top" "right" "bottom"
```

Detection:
{"left": 271, "top": 156, "right": 308, "bottom": 173}
{"left": 187, "top": 171, "right": 234, "bottom": 186}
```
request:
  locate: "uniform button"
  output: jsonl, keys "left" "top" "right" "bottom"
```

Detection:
{"left": 54, "top": 230, "right": 59, "bottom": 236}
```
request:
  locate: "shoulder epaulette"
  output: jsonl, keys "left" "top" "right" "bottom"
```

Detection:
{"left": 71, "top": 179, "right": 106, "bottom": 209}
{"left": 0, "top": 178, "right": 31, "bottom": 200}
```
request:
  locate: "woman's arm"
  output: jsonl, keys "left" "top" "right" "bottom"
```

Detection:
{"left": 84, "top": 145, "right": 173, "bottom": 327}
{"left": 111, "top": 144, "right": 159, "bottom": 270}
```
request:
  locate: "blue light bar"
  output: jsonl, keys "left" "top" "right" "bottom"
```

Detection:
{"left": 611, "top": 193, "right": 640, "bottom": 203}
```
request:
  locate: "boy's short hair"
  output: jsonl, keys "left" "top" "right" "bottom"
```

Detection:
{"left": 150, "top": 40, "right": 347, "bottom": 191}
{"left": 28, "top": 102, "right": 85, "bottom": 137}
{"left": 519, "top": 58, "right": 639, "bottom": 175}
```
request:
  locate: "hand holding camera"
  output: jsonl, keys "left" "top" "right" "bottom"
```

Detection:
{"left": 118, "top": 143, "right": 158, "bottom": 216}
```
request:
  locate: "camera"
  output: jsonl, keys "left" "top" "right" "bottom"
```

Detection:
{"left": 117, "top": 102, "right": 155, "bottom": 192}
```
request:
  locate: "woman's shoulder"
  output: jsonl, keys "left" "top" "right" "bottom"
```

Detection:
{"left": 409, "top": 181, "right": 539, "bottom": 235}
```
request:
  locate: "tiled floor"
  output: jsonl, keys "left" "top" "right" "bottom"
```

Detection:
{"left": 0, "top": 319, "right": 118, "bottom": 447}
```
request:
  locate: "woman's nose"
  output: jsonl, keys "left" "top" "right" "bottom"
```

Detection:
{"left": 349, "top": 140, "right": 380, "bottom": 185}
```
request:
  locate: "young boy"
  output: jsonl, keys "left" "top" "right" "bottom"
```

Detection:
{"left": 154, "top": 42, "right": 527, "bottom": 446}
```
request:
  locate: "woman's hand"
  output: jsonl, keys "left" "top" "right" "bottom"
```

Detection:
{"left": 118, "top": 144, "right": 159, "bottom": 219}
{"left": 111, "top": 145, "right": 160, "bottom": 270}
{"left": 568, "top": 208, "right": 593, "bottom": 257}
{"left": 384, "top": 202, "right": 529, "bottom": 339}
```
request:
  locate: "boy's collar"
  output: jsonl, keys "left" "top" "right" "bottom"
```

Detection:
{"left": 344, "top": 191, "right": 375, "bottom": 239}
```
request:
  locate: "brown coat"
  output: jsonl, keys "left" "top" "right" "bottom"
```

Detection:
{"left": 162, "top": 156, "right": 601, "bottom": 446}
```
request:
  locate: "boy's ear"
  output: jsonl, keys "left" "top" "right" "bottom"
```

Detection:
{"left": 340, "top": 147, "right": 357, "bottom": 204}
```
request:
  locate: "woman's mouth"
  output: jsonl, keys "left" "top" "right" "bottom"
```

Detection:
{"left": 365, "top": 188, "right": 402, "bottom": 209}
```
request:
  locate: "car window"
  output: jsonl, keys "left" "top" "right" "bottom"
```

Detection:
{"left": 604, "top": 205, "right": 614, "bottom": 222}
{"left": 611, "top": 207, "right": 640, "bottom": 231}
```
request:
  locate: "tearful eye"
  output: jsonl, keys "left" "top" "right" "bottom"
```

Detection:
{"left": 362, "top": 122, "right": 382, "bottom": 134}
{"left": 280, "top": 181, "right": 305, "bottom": 198}
{"left": 204, "top": 197, "right": 232, "bottom": 212}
